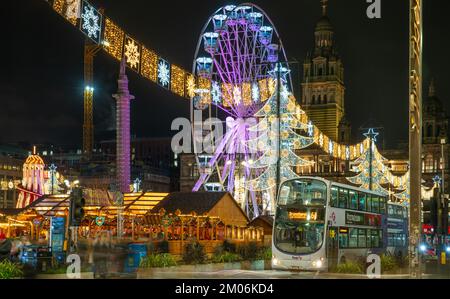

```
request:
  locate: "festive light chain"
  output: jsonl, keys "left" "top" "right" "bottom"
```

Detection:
{"left": 47, "top": 0, "right": 411, "bottom": 194}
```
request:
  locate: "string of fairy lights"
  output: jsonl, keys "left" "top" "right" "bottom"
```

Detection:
{"left": 47, "top": 0, "right": 412, "bottom": 203}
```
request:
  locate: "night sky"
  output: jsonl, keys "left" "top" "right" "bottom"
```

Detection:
{"left": 2, "top": 0, "right": 449, "bottom": 150}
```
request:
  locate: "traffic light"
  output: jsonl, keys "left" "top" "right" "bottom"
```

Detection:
{"left": 430, "top": 196, "right": 438, "bottom": 230}
{"left": 70, "top": 187, "right": 85, "bottom": 226}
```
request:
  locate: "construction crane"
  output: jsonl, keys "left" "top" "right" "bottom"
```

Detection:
{"left": 82, "top": 37, "right": 101, "bottom": 159}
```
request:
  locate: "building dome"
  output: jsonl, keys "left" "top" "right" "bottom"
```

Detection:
{"left": 24, "top": 154, "right": 45, "bottom": 166}
{"left": 424, "top": 80, "right": 444, "bottom": 115}
{"left": 315, "top": 16, "right": 333, "bottom": 32}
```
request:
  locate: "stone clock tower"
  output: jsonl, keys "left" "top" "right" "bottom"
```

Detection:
{"left": 301, "top": 0, "right": 347, "bottom": 142}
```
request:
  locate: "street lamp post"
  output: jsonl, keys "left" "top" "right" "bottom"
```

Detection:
{"left": 441, "top": 138, "right": 447, "bottom": 255}
{"left": 273, "top": 60, "right": 298, "bottom": 202}
{"left": 441, "top": 138, "right": 446, "bottom": 199}
{"left": 408, "top": 0, "right": 423, "bottom": 279}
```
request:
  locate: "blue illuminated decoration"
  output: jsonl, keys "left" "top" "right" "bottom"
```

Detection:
{"left": 80, "top": 0, "right": 102, "bottom": 44}
{"left": 363, "top": 128, "right": 379, "bottom": 142}
{"left": 211, "top": 81, "right": 221, "bottom": 104}
{"left": 157, "top": 58, "right": 171, "bottom": 89}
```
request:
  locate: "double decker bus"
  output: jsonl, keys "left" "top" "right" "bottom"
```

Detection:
{"left": 386, "top": 203, "right": 408, "bottom": 258}
{"left": 272, "top": 177, "right": 389, "bottom": 271}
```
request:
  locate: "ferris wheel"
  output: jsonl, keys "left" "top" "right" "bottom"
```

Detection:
{"left": 191, "top": 4, "right": 292, "bottom": 218}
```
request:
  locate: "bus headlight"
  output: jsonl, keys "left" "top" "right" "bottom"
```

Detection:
{"left": 312, "top": 260, "right": 322, "bottom": 268}
{"left": 272, "top": 257, "right": 279, "bottom": 266}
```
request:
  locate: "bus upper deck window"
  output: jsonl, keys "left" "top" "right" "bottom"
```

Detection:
{"left": 339, "top": 188, "right": 348, "bottom": 208}
{"left": 388, "top": 204, "right": 394, "bottom": 216}
{"left": 358, "top": 192, "right": 366, "bottom": 211}
{"left": 367, "top": 194, "right": 372, "bottom": 213}
{"left": 379, "top": 197, "right": 386, "bottom": 214}
{"left": 349, "top": 191, "right": 358, "bottom": 210}
{"left": 331, "top": 186, "right": 338, "bottom": 207}
{"left": 372, "top": 196, "right": 380, "bottom": 213}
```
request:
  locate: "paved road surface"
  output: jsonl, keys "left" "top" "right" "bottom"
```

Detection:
{"left": 136, "top": 269, "right": 417, "bottom": 279}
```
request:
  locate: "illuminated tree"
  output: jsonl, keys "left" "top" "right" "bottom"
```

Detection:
{"left": 346, "top": 130, "right": 390, "bottom": 195}
{"left": 245, "top": 79, "right": 314, "bottom": 212}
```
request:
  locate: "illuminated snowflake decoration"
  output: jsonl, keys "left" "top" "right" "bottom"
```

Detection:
{"left": 251, "top": 83, "right": 260, "bottom": 102}
{"left": 125, "top": 39, "right": 140, "bottom": 69}
{"left": 81, "top": 3, "right": 101, "bottom": 41}
{"left": 328, "top": 141, "right": 334, "bottom": 154}
{"left": 211, "top": 81, "right": 221, "bottom": 104}
{"left": 345, "top": 146, "right": 350, "bottom": 160}
{"left": 157, "top": 60, "right": 170, "bottom": 87}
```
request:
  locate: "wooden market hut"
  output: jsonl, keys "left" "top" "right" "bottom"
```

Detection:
{"left": 143, "top": 192, "right": 264, "bottom": 255}
{"left": 248, "top": 215, "right": 274, "bottom": 246}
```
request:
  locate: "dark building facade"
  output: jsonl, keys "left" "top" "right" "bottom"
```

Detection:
{"left": 0, "top": 145, "right": 27, "bottom": 208}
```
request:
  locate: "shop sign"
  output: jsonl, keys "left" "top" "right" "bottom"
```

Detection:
{"left": 345, "top": 211, "right": 381, "bottom": 227}
{"left": 346, "top": 211, "right": 365, "bottom": 225}
{"left": 95, "top": 216, "right": 105, "bottom": 226}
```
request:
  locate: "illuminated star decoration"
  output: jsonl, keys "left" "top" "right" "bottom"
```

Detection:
{"left": 49, "top": 164, "right": 57, "bottom": 173}
{"left": 133, "top": 178, "right": 142, "bottom": 192}
{"left": 363, "top": 128, "right": 379, "bottom": 142}
{"left": 157, "top": 60, "right": 171, "bottom": 88}
{"left": 124, "top": 39, "right": 140, "bottom": 69}
{"left": 433, "top": 175, "right": 442, "bottom": 187}
{"left": 268, "top": 63, "right": 291, "bottom": 83}
{"left": 81, "top": 2, "right": 101, "bottom": 41}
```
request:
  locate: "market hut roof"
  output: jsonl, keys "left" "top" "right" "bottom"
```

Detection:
{"left": 22, "top": 194, "right": 70, "bottom": 217}
{"left": 248, "top": 215, "right": 274, "bottom": 233}
{"left": 151, "top": 192, "right": 229, "bottom": 215}
{"left": 123, "top": 192, "right": 168, "bottom": 215}
{"left": 0, "top": 208, "right": 24, "bottom": 216}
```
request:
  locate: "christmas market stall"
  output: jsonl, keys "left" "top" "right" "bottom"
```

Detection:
{"left": 143, "top": 192, "right": 265, "bottom": 255}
